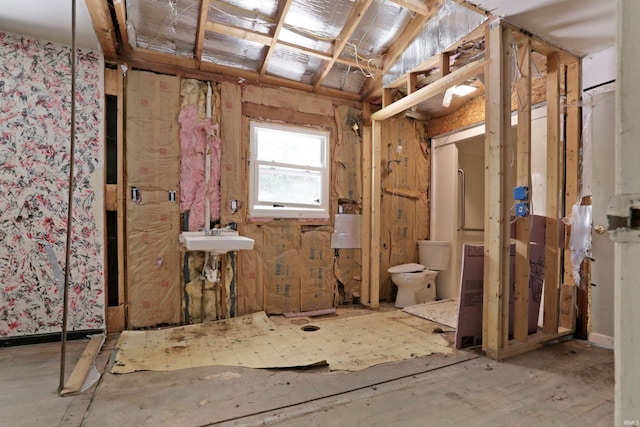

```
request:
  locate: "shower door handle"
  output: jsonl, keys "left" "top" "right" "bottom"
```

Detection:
{"left": 458, "top": 168, "right": 465, "bottom": 230}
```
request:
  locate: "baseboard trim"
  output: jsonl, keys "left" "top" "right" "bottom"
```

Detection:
{"left": 0, "top": 329, "right": 104, "bottom": 347}
{"left": 588, "top": 332, "right": 614, "bottom": 349}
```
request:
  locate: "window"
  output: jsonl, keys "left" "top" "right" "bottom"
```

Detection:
{"left": 250, "top": 121, "right": 330, "bottom": 219}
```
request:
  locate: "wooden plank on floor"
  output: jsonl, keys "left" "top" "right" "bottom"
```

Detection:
{"left": 60, "top": 335, "right": 105, "bottom": 396}
{"left": 496, "top": 328, "right": 572, "bottom": 360}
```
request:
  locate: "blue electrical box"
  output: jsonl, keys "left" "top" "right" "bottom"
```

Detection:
{"left": 515, "top": 202, "right": 529, "bottom": 217}
{"left": 513, "top": 186, "right": 529, "bottom": 201}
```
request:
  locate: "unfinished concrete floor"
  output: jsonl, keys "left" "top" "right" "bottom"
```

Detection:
{"left": 1, "top": 318, "right": 613, "bottom": 426}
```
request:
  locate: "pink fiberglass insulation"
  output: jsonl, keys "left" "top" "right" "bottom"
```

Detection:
{"left": 179, "top": 104, "right": 222, "bottom": 230}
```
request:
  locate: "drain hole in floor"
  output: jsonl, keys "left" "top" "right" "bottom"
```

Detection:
{"left": 301, "top": 325, "right": 320, "bottom": 332}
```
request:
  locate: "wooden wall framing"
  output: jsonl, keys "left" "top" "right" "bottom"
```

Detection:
{"left": 364, "top": 19, "right": 581, "bottom": 359}
{"left": 104, "top": 68, "right": 126, "bottom": 332}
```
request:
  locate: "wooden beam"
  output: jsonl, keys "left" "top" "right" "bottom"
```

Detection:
{"left": 439, "top": 51, "right": 451, "bottom": 77}
{"left": 204, "top": 20, "right": 361, "bottom": 69}
{"left": 483, "top": 21, "right": 512, "bottom": 357}
{"left": 313, "top": 0, "right": 375, "bottom": 91}
{"left": 361, "top": 102, "right": 372, "bottom": 306}
{"left": 84, "top": 0, "right": 118, "bottom": 60}
{"left": 560, "top": 59, "right": 581, "bottom": 330}
{"left": 259, "top": 0, "right": 293, "bottom": 76}
{"left": 194, "top": 0, "right": 210, "bottom": 65}
{"left": 382, "top": 88, "right": 394, "bottom": 107}
{"left": 366, "top": 19, "right": 487, "bottom": 98}
{"left": 206, "top": 21, "right": 273, "bottom": 46}
{"left": 407, "top": 72, "right": 419, "bottom": 94}
{"left": 370, "top": 59, "right": 486, "bottom": 121}
{"left": 543, "top": 52, "right": 561, "bottom": 334}
{"left": 390, "top": 0, "right": 432, "bottom": 15}
{"left": 112, "top": 0, "right": 130, "bottom": 54}
{"left": 60, "top": 335, "right": 104, "bottom": 396}
{"left": 513, "top": 38, "right": 532, "bottom": 342}
{"left": 495, "top": 328, "right": 572, "bottom": 360}
{"left": 369, "top": 119, "right": 382, "bottom": 308}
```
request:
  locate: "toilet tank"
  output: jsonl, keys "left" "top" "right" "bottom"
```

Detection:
{"left": 417, "top": 240, "right": 451, "bottom": 270}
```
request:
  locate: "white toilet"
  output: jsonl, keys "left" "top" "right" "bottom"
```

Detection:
{"left": 388, "top": 241, "right": 451, "bottom": 308}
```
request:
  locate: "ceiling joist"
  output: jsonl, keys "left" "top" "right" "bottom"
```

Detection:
{"left": 259, "top": 0, "right": 293, "bottom": 76}
{"left": 312, "top": 0, "right": 375, "bottom": 91}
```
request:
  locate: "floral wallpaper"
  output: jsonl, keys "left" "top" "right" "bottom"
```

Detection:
{"left": 0, "top": 32, "right": 105, "bottom": 337}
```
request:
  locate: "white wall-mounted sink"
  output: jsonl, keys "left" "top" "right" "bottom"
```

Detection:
{"left": 179, "top": 230, "right": 255, "bottom": 253}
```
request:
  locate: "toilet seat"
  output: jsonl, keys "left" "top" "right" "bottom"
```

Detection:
{"left": 387, "top": 263, "right": 426, "bottom": 274}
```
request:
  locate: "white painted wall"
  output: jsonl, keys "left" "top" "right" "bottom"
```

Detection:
{"left": 582, "top": 45, "right": 617, "bottom": 348}
{"left": 431, "top": 106, "right": 548, "bottom": 300}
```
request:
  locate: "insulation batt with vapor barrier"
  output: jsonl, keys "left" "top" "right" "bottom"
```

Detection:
{"left": 179, "top": 104, "right": 222, "bottom": 229}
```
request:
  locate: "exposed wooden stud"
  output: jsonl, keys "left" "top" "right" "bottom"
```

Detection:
{"left": 482, "top": 21, "right": 512, "bottom": 357}
{"left": 370, "top": 59, "right": 487, "bottom": 121}
{"left": 361, "top": 103, "right": 372, "bottom": 306}
{"left": 105, "top": 184, "right": 118, "bottom": 211}
{"left": 84, "top": 0, "right": 118, "bottom": 60}
{"left": 407, "top": 73, "right": 419, "bottom": 94}
{"left": 382, "top": 88, "right": 394, "bottom": 108}
{"left": 313, "top": 0, "right": 375, "bottom": 91}
{"left": 112, "top": 0, "right": 130, "bottom": 54}
{"left": 439, "top": 51, "right": 451, "bottom": 77}
{"left": 103, "top": 67, "right": 125, "bottom": 333}
{"left": 560, "top": 59, "right": 581, "bottom": 330}
{"left": 259, "top": 0, "right": 293, "bottom": 76}
{"left": 543, "top": 52, "right": 561, "bottom": 334}
{"left": 513, "top": 38, "right": 532, "bottom": 342}
{"left": 194, "top": 0, "right": 210, "bottom": 65}
{"left": 369, "top": 119, "right": 382, "bottom": 308}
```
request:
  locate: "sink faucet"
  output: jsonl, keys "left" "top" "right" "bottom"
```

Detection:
{"left": 205, "top": 228, "right": 222, "bottom": 236}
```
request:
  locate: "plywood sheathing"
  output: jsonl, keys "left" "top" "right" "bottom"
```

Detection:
{"left": 427, "top": 50, "right": 548, "bottom": 138}
{"left": 125, "top": 71, "right": 182, "bottom": 328}
{"left": 379, "top": 117, "right": 430, "bottom": 301}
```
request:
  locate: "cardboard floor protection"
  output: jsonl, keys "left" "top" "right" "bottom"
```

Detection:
{"left": 402, "top": 299, "right": 459, "bottom": 329}
{"left": 112, "top": 310, "right": 452, "bottom": 374}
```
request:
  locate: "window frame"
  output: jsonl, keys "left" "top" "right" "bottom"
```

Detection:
{"left": 249, "top": 120, "right": 331, "bottom": 219}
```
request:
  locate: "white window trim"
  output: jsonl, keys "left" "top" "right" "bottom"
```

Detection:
{"left": 249, "top": 121, "right": 330, "bottom": 219}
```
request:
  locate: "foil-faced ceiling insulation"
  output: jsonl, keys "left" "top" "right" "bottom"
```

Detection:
{"left": 127, "top": 0, "right": 199, "bottom": 57}
{"left": 383, "top": 0, "right": 487, "bottom": 87}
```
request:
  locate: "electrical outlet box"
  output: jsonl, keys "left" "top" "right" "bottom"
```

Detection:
{"left": 515, "top": 202, "right": 529, "bottom": 217}
{"left": 513, "top": 186, "right": 529, "bottom": 201}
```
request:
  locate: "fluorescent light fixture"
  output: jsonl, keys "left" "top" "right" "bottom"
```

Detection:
{"left": 451, "top": 84, "right": 477, "bottom": 97}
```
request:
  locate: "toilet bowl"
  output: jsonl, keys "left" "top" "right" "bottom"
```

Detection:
{"left": 388, "top": 263, "right": 438, "bottom": 308}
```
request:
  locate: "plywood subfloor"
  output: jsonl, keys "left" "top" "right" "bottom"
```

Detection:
{"left": 403, "top": 298, "right": 459, "bottom": 329}
{"left": 112, "top": 310, "right": 453, "bottom": 374}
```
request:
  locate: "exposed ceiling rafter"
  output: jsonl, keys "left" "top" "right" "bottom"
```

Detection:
{"left": 312, "top": 0, "right": 375, "bottom": 91}
{"left": 259, "top": 0, "right": 293, "bottom": 76}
